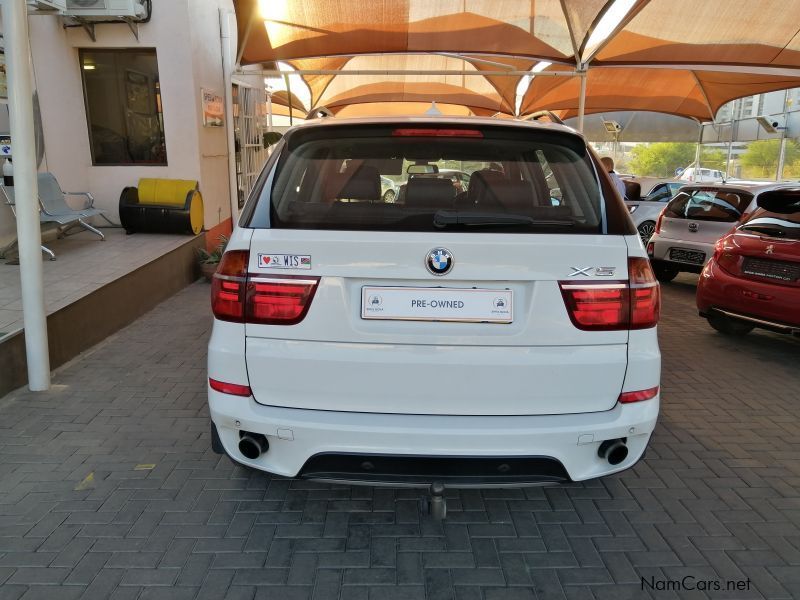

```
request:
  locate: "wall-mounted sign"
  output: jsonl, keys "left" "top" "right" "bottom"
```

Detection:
{"left": 202, "top": 88, "right": 224, "bottom": 127}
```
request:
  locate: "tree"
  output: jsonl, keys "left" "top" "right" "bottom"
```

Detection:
{"left": 740, "top": 139, "right": 800, "bottom": 179}
{"left": 700, "top": 147, "right": 727, "bottom": 172}
{"left": 627, "top": 143, "right": 697, "bottom": 177}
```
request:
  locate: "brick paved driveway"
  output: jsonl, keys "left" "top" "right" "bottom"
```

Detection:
{"left": 1, "top": 275, "right": 799, "bottom": 600}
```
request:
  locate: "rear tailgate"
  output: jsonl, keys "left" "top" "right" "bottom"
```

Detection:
{"left": 242, "top": 120, "right": 633, "bottom": 416}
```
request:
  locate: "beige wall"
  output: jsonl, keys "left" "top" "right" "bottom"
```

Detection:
{"left": 24, "top": 0, "right": 235, "bottom": 233}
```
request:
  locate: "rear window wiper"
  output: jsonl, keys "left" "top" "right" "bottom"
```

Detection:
{"left": 433, "top": 210, "right": 575, "bottom": 229}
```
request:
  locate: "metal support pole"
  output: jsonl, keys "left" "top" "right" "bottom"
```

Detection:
{"left": 2, "top": 0, "right": 50, "bottom": 390}
{"left": 577, "top": 66, "right": 587, "bottom": 133}
{"left": 283, "top": 73, "right": 293, "bottom": 126}
{"left": 725, "top": 99, "right": 739, "bottom": 179}
{"left": 776, "top": 89, "right": 790, "bottom": 181}
{"left": 266, "top": 91, "right": 273, "bottom": 133}
{"left": 694, "top": 123, "right": 703, "bottom": 179}
{"left": 220, "top": 10, "right": 239, "bottom": 221}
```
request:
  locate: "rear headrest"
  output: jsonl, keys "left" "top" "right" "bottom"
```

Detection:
{"left": 468, "top": 170, "right": 535, "bottom": 212}
{"left": 404, "top": 177, "right": 456, "bottom": 210}
{"left": 467, "top": 170, "right": 506, "bottom": 208}
{"left": 623, "top": 180, "right": 641, "bottom": 202}
{"left": 335, "top": 165, "right": 380, "bottom": 201}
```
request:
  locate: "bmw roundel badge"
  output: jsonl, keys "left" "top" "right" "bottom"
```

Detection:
{"left": 426, "top": 248, "right": 453, "bottom": 276}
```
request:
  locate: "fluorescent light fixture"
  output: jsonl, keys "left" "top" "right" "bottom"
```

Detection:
{"left": 515, "top": 61, "right": 552, "bottom": 116}
{"left": 583, "top": 0, "right": 638, "bottom": 61}
{"left": 83, "top": 64, "right": 95, "bottom": 70}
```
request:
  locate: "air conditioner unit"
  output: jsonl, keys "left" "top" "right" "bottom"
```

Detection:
{"left": 63, "top": 0, "right": 146, "bottom": 19}
{"left": 26, "top": 0, "right": 67, "bottom": 11}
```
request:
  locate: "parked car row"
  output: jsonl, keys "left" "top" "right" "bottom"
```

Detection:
{"left": 637, "top": 181, "right": 799, "bottom": 338}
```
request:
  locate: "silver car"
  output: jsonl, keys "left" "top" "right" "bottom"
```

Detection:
{"left": 647, "top": 182, "right": 796, "bottom": 282}
{"left": 625, "top": 181, "right": 684, "bottom": 246}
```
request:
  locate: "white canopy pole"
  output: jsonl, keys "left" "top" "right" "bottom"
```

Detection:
{"left": 2, "top": 0, "right": 50, "bottom": 390}
{"left": 220, "top": 9, "right": 240, "bottom": 223}
{"left": 577, "top": 64, "right": 587, "bottom": 133}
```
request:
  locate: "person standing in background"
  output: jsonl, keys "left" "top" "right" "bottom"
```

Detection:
{"left": 601, "top": 156, "right": 626, "bottom": 199}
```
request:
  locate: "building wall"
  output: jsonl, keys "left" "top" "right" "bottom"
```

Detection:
{"left": 24, "top": 0, "right": 234, "bottom": 234}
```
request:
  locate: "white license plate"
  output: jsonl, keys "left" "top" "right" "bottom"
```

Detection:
{"left": 361, "top": 287, "right": 513, "bottom": 323}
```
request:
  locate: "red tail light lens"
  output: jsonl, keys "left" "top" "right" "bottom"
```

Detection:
{"left": 246, "top": 277, "right": 319, "bottom": 325}
{"left": 654, "top": 207, "right": 666, "bottom": 234}
{"left": 211, "top": 250, "right": 319, "bottom": 325}
{"left": 559, "top": 283, "right": 628, "bottom": 330}
{"left": 211, "top": 250, "right": 249, "bottom": 322}
{"left": 712, "top": 238, "right": 742, "bottom": 276}
{"left": 619, "top": 386, "right": 659, "bottom": 403}
{"left": 209, "top": 378, "right": 252, "bottom": 397}
{"left": 628, "top": 257, "right": 660, "bottom": 329}
{"left": 559, "top": 258, "right": 660, "bottom": 331}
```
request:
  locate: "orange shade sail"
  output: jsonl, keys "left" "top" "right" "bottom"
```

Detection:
{"left": 233, "top": 0, "right": 800, "bottom": 122}
{"left": 522, "top": 66, "right": 800, "bottom": 121}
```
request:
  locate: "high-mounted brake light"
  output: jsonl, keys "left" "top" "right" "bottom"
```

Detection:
{"left": 618, "top": 386, "right": 659, "bottom": 403}
{"left": 209, "top": 378, "right": 252, "bottom": 397}
{"left": 559, "top": 257, "right": 660, "bottom": 331}
{"left": 211, "top": 250, "right": 319, "bottom": 325}
{"left": 392, "top": 128, "right": 483, "bottom": 138}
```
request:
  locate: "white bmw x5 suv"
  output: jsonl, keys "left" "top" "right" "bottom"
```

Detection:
{"left": 207, "top": 117, "right": 661, "bottom": 486}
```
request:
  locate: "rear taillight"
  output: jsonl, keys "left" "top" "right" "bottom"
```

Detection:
{"left": 628, "top": 257, "right": 660, "bottom": 329}
{"left": 712, "top": 238, "right": 741, "bottom": 276}
{"left": 619, "top": 386, "right": 659, "bottom": 403}
{"left": 654, "top": 207, "right": 666, "bottom": 234}
{"left": 246, "top": 277, "right": 319, "bottom": 325}
{"left": 211, "top": 250, "right": 319, "bottom": 325}
{"left": 211, "top": 250, "right": 248, "bottom": 322}
{"left": 559, "top": 257, "right": 660, "bottom": 331}
{"left": 559, "top": 283, "right": 628, "bottom": 331}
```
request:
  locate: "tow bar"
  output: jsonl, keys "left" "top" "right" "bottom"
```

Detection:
{"left": 420, "top": 482, "right": 447, "bottom": 520}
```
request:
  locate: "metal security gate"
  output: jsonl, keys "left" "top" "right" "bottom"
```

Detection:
{"left": 232, "top": 84, "right": 267, "bottom": 209}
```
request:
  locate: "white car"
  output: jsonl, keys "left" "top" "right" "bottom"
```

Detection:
{"left": 647, "top": 182, "right": 796, "bottom": 282}
{"left": 678, "top": 167, "right": 725, "bottom": 183}
{"left": 207, "top": 117, "right": 661, "bottom": 487}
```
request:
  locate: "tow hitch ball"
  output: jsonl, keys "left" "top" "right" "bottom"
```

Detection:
{"left": 420, "top": 482, "right": 447, "bottom": 520}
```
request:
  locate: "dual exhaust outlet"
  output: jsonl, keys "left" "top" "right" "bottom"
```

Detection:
{"left": 238, "top": 431, "right": 628, "bottom": 468}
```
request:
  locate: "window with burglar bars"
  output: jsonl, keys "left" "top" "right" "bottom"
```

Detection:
{"left": 233, "top": 84, "right": 268, "bottom": 209}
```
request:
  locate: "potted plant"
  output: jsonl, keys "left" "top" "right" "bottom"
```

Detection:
{"left": 198, "top": 235, "right": 228, "bottom": 282}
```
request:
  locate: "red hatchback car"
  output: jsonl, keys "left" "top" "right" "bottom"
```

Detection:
{"left": 697, "top": 188, "right": 800, "bottom": 336}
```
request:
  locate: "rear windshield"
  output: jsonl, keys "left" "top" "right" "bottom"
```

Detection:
{"left": 738, "top": 208, "right": 800, "bottom": 240}
{"left": 264, "top": 126, "right": 605, "bottom": 234}
{"left": 664, "top": 188, "right": 754, "bottom": 222}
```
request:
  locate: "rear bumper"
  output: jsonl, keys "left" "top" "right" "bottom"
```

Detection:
{"left": 208, "top": 391, "right": 659, "bottom": 485}
{"left": 649, "top": 236, "right": 713, "bottom": 272}
{"left": 697, "top": 261, "right": 800, "bottom": 331}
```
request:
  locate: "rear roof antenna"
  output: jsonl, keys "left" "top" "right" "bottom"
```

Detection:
{"left": 425, "top": 101, "right": 442, "bottom": 116}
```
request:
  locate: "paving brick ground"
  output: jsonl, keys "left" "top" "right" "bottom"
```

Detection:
{"left": 1, "top": 275, "right": 799, "bottom": 600}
